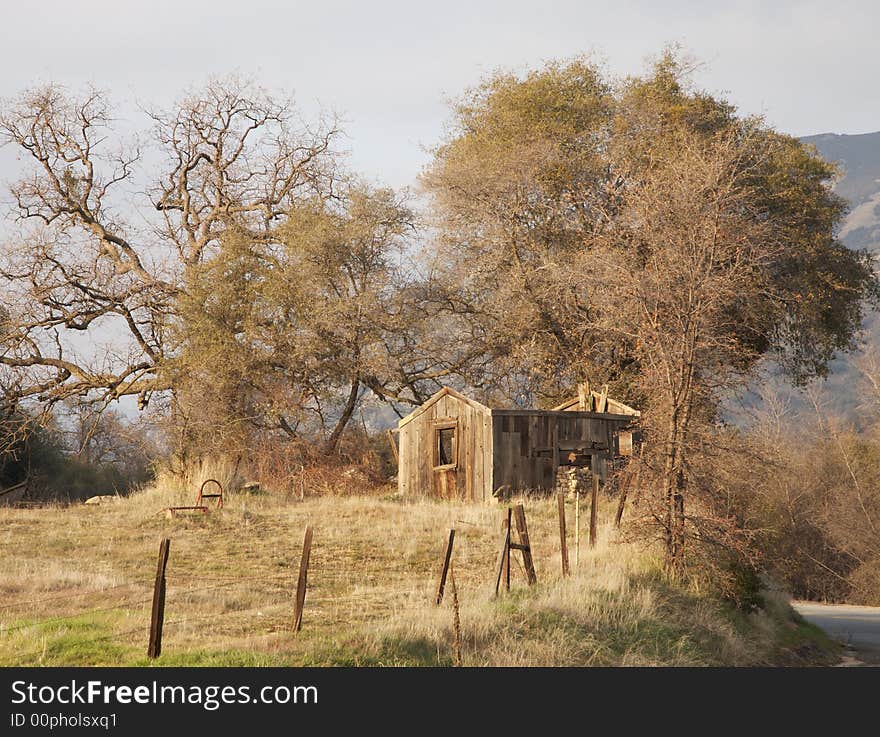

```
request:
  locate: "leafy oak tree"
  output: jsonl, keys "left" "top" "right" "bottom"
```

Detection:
{"left": 171, "top": 182, "right": 446, "bottom": 457}
{"left": 424, "top": 52, "right": 878, "bottom": 575}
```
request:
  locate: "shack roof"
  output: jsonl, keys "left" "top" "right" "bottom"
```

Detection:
{"left": 398, "top": 386, "right": 640, "bottom": 429}
{"left": 398, "top": 386, "right": 490, "bottom": 428}
{"left": 552, "top": 391, "right": 640, "bottom": 417}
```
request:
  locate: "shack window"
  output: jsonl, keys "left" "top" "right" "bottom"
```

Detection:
{"left": 433, "top": 421, "right": 458, "bottom": 470}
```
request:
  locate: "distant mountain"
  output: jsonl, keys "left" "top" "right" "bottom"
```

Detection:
{"left": 802, "top": 131, "right": 880, "bottom": 255}
{"left": 790, "top": 132, "right": 880, "bottom": 420}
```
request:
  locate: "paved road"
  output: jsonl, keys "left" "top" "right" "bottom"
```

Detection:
{"left": 793, "top": 601, "right": 880, "bottom": 663}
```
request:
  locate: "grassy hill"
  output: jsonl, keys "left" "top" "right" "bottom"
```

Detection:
{"left": 0, "top": 479, "right": 838, "bottom": 667}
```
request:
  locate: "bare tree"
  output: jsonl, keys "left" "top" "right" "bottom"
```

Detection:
{"left": 0, "top": 78, "right": 340, "bottom": 418}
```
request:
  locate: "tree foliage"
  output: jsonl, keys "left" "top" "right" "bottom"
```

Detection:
{"left": 424, "top": 51, "right": 878, "bottom": 572}
{"left": 170, "top": 183, "right": 434, "bottom": 455}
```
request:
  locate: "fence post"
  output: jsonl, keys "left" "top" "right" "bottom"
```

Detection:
{"left": 435, "top": 529, "right": 455, "bottom": 605}
{"left": 504, "top": 507, "right": 511, "bottom": 591}
{"left": 513, "top": 504, "right": 537, "bottom": 585}
{"left": 494, "top": 509, "right": 512, "bottom": 597}
{"left": 590, "top": 475, "right": 599, "bottom": 548}
{"left": 558, "top": 492, "right": 570, "bottom": 576}
{"left": 575, "top": 490, "right": 580, "bottom": 566}
{"left": 450, "top": 566, "right": 462, "bottom": 667}
{"left": 293, "top": 526, "right": 313, "bottom": 633}
{"left": 147, "top": 538, "right": 170, "bottom": 659}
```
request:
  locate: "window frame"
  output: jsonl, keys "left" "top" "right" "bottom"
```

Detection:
{"left": 432, "top": 418, "right": 459, "bottom": 471}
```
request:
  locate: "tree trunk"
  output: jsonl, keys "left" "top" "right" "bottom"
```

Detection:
{"left": 323, "top": 379, "right": 360, "bottom": 453}
{"left": 662, "top": 398, "right": 692, "bottom": 576}
{"left": 661, "top": 413, "right": 681, "bottom": 574}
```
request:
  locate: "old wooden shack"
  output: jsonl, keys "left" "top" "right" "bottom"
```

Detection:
{"left": 396, "top": 386, "right": 639, "bottom": 501}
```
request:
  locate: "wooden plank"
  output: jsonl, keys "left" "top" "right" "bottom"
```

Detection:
{"left": 494, "top": 509, "right": 512, "bottom": 596}
{"left": 552, "top": 420, "right": 560, "bottom": 477}
{"left": 513, "top": 504, "right": 537, "bottom": 585}
{"left": 556, "top": 440, "right": 610, "bottom": 451}
{"left": 590, "top": 475, "right": 599, "bottom": 548}
{"left": 386, "top": 428, "right": 399, "bottom": 464}
{"left": 435, "top": 529, "right": 455, "bottom": 605}
{"left": 492, "top": 409, "right": 633, "bottom": 421}
{"left": 504, "top": 510, "right": 511, "bottom": 591}
{"left": 293, "top": 526, "right": 313, "bottom": 632}
{"left": 492, "top": 415, "right": 503, "bottom": 496}
{"left": 398, "top": 426, "right": 408, "bottom": 494}
{"left": 558, "top": 492, "right": 569, "bottom": 576}
{"left": 597, "top": 384, "right": 609, "bottom": 413}
{"left": 464, "top": 406, "right": 473, "bottom": 501}
{"left": 509, "top": 431, "right": 521, "bottom": 491}
{"left": 147, "top": 537, "right": 171, "bottom": 659}
{"left": 476, "top": 412, "right": 487, "bottom": 500}
{"left": 450, "top": 566, "right": 462, "bottom": 666}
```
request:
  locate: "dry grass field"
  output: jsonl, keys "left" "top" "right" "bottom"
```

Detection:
{"left": 0, "top": 476, "right": 838, "bottom": 666}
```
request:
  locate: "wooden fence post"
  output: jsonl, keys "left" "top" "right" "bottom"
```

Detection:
{"left": 293, "top": 526, "right": 313, "bottom": 632}
{"left": 590, "top": 475, "right": 599, "bottom": 548}
{"left": 147, "top": 538, "right": 170, "bottom": 659}
{"left": 557, "top": 492, "right": 569, "bottom": 576}
{"left": 450, "top": 566, "right": 462, "bottom": 667}
{"left": 494, "top": 509, "right": 512, "bottom": 596}
{"left": 575, "top": 490, "right": 580, "bottom": 566}
{"left": 435, "top": 529, "right": 455, "bottom": 605}
{"left": 513, "top": 504, "right": 537, "bottom": 585}
{"left": 503, "top": 508, "right": 511, "bottom": 591}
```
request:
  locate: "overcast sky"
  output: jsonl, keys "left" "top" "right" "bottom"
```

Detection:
{"left": 0, "top": 0, "right": 878, "bottom": 188}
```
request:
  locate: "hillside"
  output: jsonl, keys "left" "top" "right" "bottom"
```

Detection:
{"left": 804, "top": 131, "right": 880, "bottom": 256}
{"left": 753, "top": 132, "right": 880, "bottom": 421}
{"left": 0, "top": 483, "right": 837, "bottom": 666}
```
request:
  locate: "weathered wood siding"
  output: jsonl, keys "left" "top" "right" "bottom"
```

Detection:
{"left": 398, "top": 391, "right": 493, "bottom": 501}
{"left": 491, "top": 410, "right": 633, "bottom": 491}
{"left": 490, "top": 412, "right": 557, "bottom": 493}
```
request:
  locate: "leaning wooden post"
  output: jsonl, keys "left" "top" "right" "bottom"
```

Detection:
{"left": 590, "top": 475, "right": 599, "bottom": 548}
{"left": 557, "top": 492, "right": 569, "bottom": 576}
{"left": 147, "top": 537, "right": 171, "bottom": 659}
{"left": 493, "top": 510, "right": 512, "bottom": 597}
{"left": 293, "top": 526, "right": 313, "bottom": 633}
{"left": 435, "top": 529, "right": 456, "bottom": 605}
{"left": 504, "top": 508, "right": 511, "bottom": 591}
{"left": 512, "top": 504, "right": 537, "bottom": 585}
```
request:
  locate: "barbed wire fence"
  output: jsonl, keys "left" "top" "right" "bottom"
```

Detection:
{"left": 1, "top": 500, "right": 578, "bottom": 664}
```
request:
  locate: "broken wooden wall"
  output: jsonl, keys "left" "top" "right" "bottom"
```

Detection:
{"left": 491, "top": 410, "right": 632, "bottom": 492}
